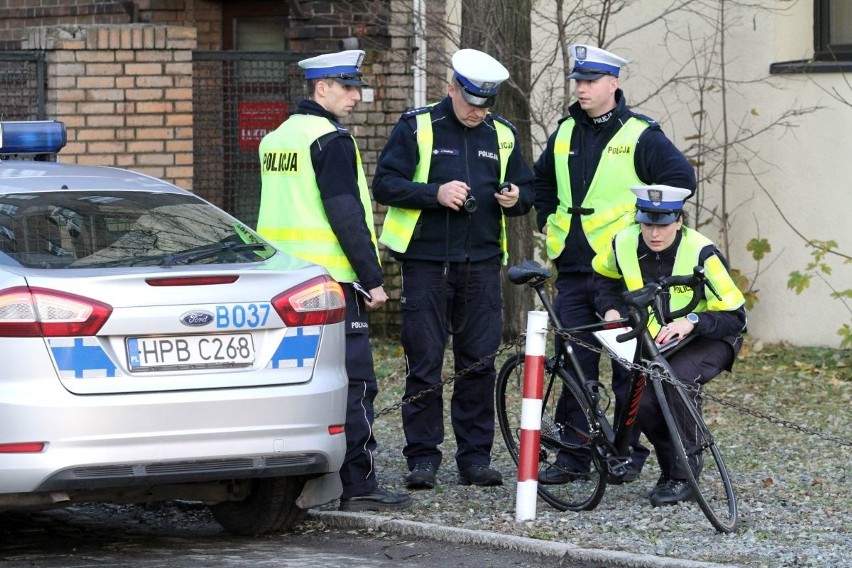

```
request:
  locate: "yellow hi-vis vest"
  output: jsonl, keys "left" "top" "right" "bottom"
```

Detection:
{"left": 595, "top": 225, "right": 745, "bottom": 337}
{"left": 378, "top": 109, "right": 514, "bottom": 263}
{"left": 545, "top": 116, "right": 649, "bottom": 259}
{"left": 256, "top": 114, "right": 379, "bottom": 282}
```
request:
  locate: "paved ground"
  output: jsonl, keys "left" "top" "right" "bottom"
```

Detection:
{"left": 310, "top": 510, "right": 737, "bottom": 568}
{"left": 0, "top": 503, "right": 734, "bottom": 568}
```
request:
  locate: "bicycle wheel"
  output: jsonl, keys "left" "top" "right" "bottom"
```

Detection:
{"left": 496, "top": 353, "right": 606, "bottom": 512}
{"left": 651, "top": 369, "right": 738, "bottom": 533}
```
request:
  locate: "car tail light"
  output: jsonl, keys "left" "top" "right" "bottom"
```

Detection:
{"left": 0, "top": 442, "right": 46, "bottom": 453}
{"left": 0, "top": 286, "right": 112, "bottom": 337}
{"left": 272, "top": 275, "right": 345, "bottom": 327}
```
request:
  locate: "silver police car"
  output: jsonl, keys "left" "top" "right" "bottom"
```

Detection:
{"left": 0, "top": 121, "right": 347, "bottom": 535}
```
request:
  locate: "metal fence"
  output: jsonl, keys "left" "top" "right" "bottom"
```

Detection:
{"left": 0, "top": 51, "right": 46, "bottom": 121}
{"left": 192, "top": 51, "right": 306, "bottom": 229}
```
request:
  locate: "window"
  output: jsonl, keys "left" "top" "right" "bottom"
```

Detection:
{"left": 815, "top": 0, "right": 852, "bottom": 61}
{"left": 223, "top": 1, "right": 289, "bottom": 51}
{"left": 771, "top": 1, "right": 852, "bottom": 73}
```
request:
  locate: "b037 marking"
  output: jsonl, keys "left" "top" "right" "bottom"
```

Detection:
{"left": 215, "top": 303, "right": 271, "bottom": 329}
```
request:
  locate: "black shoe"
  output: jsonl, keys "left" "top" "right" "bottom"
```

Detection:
{"left": 607, "top": 463, "right": 641, "bottom": 485}
{"left": 538, "top": 463, "right": 590, "bottom": 485}
{"left": 405, "top": 463, "right": 437, "bottom": 489}
{"left": 339, "top": 487, "right": 413, "bottom": 512}
{"left": 458, "top": 464, "right": 503, "bottom": 487}
{"left": 648, "top": 474, "right": 671, "bottom": 501}
{"left": 649, "top": 478, "right": 694, "bottom": 507}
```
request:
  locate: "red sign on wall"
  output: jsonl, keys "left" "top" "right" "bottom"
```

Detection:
{"left": 238, "top": 101, "right": 289, "bottom": 151}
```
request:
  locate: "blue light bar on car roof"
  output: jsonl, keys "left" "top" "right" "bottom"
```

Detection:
{"left": 0, "top": 121, "right": 67, "bottom": 154}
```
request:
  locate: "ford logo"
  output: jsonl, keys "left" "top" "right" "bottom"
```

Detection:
{"left": 180, "top": 311, "right": 214, "bottom": 327}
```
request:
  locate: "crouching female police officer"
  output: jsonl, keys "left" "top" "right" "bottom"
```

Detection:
{"left": 591, "top": 185, "right": 746, "bottom": 507}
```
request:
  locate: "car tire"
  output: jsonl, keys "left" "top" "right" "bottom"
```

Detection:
{"left": 210, "top": 476, "right": 308, "bottom": 536}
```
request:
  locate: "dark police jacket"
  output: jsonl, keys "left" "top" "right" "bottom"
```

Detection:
{"left": 372, "top": 96, "right": 534, "bottom": 263}
{"left": 534, "top": 90, "right": 696, "bottom": 274}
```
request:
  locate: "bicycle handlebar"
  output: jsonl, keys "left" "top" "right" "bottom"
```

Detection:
{"left": 505, "top": 259, "right": 720, "bottom": 345}
{"left": 616, "top": 265, "right": 718, "bottom": 342}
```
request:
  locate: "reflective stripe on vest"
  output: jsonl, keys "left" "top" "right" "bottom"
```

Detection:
{"left": 545, "top": 117, "right": 648, "bottom": 259}
{"left": 256, "top": 114, "right": 378, "bottom": 282}
{"left": 379, "top": 110, "right": 513, "bottom": 263}
{"left": 614, "top": 225, "right": 745, "bottom": 336}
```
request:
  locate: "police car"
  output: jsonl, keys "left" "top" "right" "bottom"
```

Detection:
{"left": 0, "top": 121, "right": 347, "bottom": 535}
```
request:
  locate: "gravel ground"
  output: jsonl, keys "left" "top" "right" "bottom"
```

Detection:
{"left": 345, "top": 340, "right": 851, "bottom": 568}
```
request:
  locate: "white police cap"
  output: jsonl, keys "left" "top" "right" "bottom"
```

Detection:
{"left": 298, "top": 49, "right": 367, "bottom": 86}
{"left": 451, "top": 48, "right": 509, "bottom": 108}
{"left": 568, "top": 44, "right": 628, "bottom": 80}
{"left": 631, "top": 185, "right": 691, "bottom": 225}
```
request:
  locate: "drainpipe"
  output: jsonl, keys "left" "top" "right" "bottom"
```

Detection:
{"left": 413, "top": 0, "right": 426, "bottom": 108}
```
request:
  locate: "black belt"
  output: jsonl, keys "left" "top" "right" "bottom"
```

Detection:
{"left": 568, "top": 206, "right": 595, "bottom": 215}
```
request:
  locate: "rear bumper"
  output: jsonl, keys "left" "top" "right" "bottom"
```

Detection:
{"left": 35, "top": 452, "right": 331, "bottom": 492}
{"left": 0, "top": 376, "right": 347, "bottom": 496}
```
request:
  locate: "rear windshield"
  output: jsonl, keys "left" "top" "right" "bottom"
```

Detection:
{"left": 0, "top": 191, "right": 276, "bottom": 269}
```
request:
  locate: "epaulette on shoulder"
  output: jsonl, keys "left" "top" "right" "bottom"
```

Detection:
{"left": 402, "top": 105, "right": 434, "bottom": 119}
{"left": 490, "top": 113, "right": 518, "bottom": 132}
{"left": 556, "top": 113, "right": 574, "bottom": 126}
{"left": 333, "top": 122, "right": 351, "bottom": 136}
{"left": 631, "top": 112, "right": 659, "bottom": 128}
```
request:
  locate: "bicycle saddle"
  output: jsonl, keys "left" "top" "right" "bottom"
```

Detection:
{"left": 507, "top": 260, "right": 552, "bottom": 285}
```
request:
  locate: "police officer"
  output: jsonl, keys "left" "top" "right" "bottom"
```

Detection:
{"left": 373, "top": 49, "right": 534, "bottom": 490}
{"left": 256, "top": 49, "right": 411, "bottom": 512}
{"left": 533, "top": 45, "right": 696, "bottom": 484}
{"left": 592, "top": 184, "right": 746, "bottom": 506}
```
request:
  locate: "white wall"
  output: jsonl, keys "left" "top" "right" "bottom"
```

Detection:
{"left": 529, "top": 0, "right": 850, "bottom": 347}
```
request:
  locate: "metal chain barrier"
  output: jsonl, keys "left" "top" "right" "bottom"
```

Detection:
{"left": 551, "top": 326, "right": 852, "bottom": 448}
{"left": 374, "top": 334, "right": 526, "bottom": 419}
{"left": 374, "top": 325, "right": 851, "bottom": 448}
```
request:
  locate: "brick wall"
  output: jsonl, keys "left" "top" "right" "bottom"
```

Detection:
{"left": 0, "top": 2, "right": 131, "bottom": 48}
{"left": 0, "top": 0, "right": 435, "bottom": 336}
{"left": 0, "top": 1, "right": 222, "bottom": 50}
{"left": 23, "top": 24, "right": 196, "bottom": 190}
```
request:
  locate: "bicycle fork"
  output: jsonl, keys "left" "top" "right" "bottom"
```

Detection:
{"left": 608, "top": 369, "right": 647, "bottom": 479}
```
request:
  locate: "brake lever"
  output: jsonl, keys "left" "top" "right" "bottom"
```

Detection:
{"left": 691, "top": 265, "right": 722, "bottom": 301}
{"left": 652, "top": 293, "right": 667, "bottom": 327}
{"left": 704, "top": 278, "right": 722, "bottom": 301}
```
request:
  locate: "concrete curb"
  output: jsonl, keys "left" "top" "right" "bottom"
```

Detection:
{"left": 308, "top": 510, "right": 738, "bottom": 568}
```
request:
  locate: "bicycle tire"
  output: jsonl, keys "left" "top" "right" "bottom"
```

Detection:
{"left": 651, "top": 370, "right": 738, "bottom": 533}
{"left": 496, "top": 353, "right": 606, "bottom": 512}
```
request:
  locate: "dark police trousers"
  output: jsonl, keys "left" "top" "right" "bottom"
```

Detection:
{"left": 398, "top": 258, "right": 503, "bottom": 471}
{"left": 638, "top": 336, "right": 733, "bottom": 480}
{"left": 552, "top": 272, "right": 649, "bottom": 472}
{"left": 338, "top": 285, "right": 380, "bottom": 499}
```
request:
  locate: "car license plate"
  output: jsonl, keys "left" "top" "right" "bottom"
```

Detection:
{"left": 127, "top": 334, "right": 255, "bottom": 371}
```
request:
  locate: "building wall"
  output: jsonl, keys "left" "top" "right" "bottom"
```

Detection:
{"left": 590, "top": 1, "right": 851, "bottom": 347}
{"left": 0, "top": 1, "right": 224, "bottom": 49}
{"left": 22, "top": 24, "right": 196, "bottom": 189}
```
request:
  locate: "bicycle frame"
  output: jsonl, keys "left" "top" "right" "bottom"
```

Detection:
{"left": 526, "top": 275, "right": 642, "bottom": 479}
{"left": 500, "top": 259, "right": 738, "bottom": 532}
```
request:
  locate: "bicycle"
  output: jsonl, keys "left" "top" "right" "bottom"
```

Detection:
{"left": 496, "top": 259, "right": 738, "bottom": 533}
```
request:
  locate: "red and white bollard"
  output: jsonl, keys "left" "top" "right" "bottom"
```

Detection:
{"left": 515, "top": 310, "right": 548, "bottom": 522}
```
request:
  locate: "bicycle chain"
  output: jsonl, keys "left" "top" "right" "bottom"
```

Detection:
{"left": 551, "top": 326, "right": 852, "bottom": 448}
{"left": 373, "top": 334, "right": 527, "bottom": 419}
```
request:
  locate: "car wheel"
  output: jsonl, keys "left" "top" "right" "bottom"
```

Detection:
{"left": 210, "top": 476, "right": 308, "bottom": 536}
